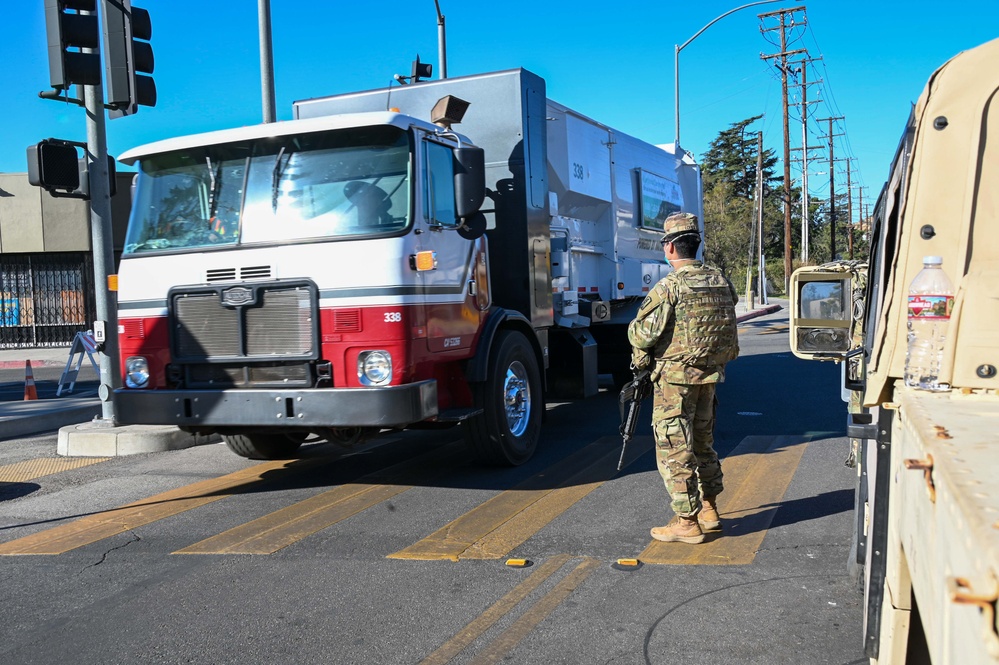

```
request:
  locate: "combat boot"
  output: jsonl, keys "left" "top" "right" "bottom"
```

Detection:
{"left": 698, "top": 495, "right": 721, "bottom": 531}
{"left": 650, "top": 516, "right": 704, "bottom": 544}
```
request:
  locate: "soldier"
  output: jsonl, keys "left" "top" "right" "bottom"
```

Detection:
{"left": 628, "top": 212, "right": 739, "bottom": 543}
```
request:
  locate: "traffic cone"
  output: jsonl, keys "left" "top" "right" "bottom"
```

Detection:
{"left": 23, "top": 360, "right": 38, "bottom": 401}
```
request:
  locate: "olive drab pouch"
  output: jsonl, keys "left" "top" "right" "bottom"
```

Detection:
{"left": 628, "top": 281, "right": 670, "bottom": 371}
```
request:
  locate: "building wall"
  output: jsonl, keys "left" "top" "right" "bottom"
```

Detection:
{"left": 0, "top": 172, "right": 133, "bottom": 347}
{"left": 0, "top": 172, "right": 133, "bottom": 254}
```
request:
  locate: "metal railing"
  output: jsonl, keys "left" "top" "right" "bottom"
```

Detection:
{"left": 0, "top": 253, "right": 95, "bottom": 348}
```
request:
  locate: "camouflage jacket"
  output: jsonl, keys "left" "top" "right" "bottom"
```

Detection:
{"left": 627, "top": 261, "right": 740, "bottom": 384}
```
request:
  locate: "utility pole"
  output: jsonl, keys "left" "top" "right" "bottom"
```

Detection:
{"left": 818, "top": 116, "right": 844, "bottom": 260}
{"left": 759, "top": 5, "right": 807, "bottom": 293}
{"left": 846, "top": 159, "right": 853, "bottom": 259}
{"left": 793, "top": 57, "right": 821, "bottom": 263}
{"left": 756, "top": 131, "right": 768, "bottom": 305}
{"left": 746, "top": 131, "right": 765, "bottom": 307}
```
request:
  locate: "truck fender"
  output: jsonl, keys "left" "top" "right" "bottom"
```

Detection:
{"left": 465, "top": 307, "right": 544, "bottom": 386}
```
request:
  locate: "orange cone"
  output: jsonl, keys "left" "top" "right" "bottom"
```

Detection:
{"left": 23, "top": 360, "right": 38, "bottom": 401}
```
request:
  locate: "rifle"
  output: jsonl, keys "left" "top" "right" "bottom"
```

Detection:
{"left": 617, "top": 369, "right": 652, "bottom": 471}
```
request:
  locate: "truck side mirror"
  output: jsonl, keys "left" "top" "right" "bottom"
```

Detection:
{"left": 789, "top": 267, "right": 856, "bottom": 360}
{"left": 454, "top": 146, "right": 485, "bottom": 219}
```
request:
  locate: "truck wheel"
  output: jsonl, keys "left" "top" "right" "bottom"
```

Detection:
{"left": 464, "top": 330, "right": 542, "bottom": 466}
{"left": 223, "top": 433, "right": 304, "bottom": 460}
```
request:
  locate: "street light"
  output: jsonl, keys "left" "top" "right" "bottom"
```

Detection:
{"left": 674, "top": 1, "right": 779, "bottom": 151}
{"left": 433, "top": 1, "right": 447, "bottom": 79}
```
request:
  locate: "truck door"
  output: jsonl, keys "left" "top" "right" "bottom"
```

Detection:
{"left": 416, "top": 136, "right": 489, "bottom": 356}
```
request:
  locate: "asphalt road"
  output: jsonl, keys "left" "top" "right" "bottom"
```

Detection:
{"left": 0, "top": 307, "right": 866, "bottom": 665}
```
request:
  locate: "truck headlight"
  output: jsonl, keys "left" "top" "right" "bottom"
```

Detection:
{"left": 125, "top": 356, "right": 150, "bottom": 388}
{"left": 358, "top": 350, "right": 392, "bottom": 385}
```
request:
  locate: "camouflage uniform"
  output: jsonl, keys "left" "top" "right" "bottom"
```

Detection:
{"left": 628, "top": 213, "right": 739, "bottom": 518}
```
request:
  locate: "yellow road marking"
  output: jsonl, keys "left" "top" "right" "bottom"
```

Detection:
{"left": 467, "top": 557, "right": 601, "bottom": 665}
{"left": 640, "top": 434, "right": 810, "bottom": 565}
{"left": 175, "top": 442, "right": 465, "bottom": 555}
{"left": 174, "top": 483, "right": 410, "bottom": 554}
{"left": 419, "top": 554, "right": 573, "bottom": 665}
{"left": 0, "top": 459, "right": 299, "bottom": 555}
{"left": 0, "top": 457, "right": 109, "bottom": 483}
{"left": 389, "top": 435, "right": 651, "bottom": 561}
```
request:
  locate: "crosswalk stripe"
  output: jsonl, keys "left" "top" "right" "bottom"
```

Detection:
{"left": 0, "top": 458, "right": 307, "bottom": 555}
{"left": 639, "top": 434, "right": 810, "bottom": 565}
{"left": 389, "top": 435, "right": 651, "bottom": 561}
{"left": 175, "top": 443, "right": 466, "bottom": 555}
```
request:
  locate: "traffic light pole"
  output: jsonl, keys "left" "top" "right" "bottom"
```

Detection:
{"left": 83, "top": 68, "right": 119, "bottom": 422}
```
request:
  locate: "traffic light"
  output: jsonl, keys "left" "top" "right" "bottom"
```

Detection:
{"left": 101, "top": 0, "right": 156, "bottom": 117}
{"left": 44, "top": 0, "right": 102, "bottom": 89}
{"left": 411, "top": 55, "right": 432, "bottom": 83}
{"left": 27, "top": 140, "right": 81, "bottom": 192}
{"left": 26, "top": 139, "right": 117, "bottom": 200}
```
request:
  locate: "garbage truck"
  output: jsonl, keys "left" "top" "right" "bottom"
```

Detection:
{"left": 113, "top": 68, "right": 704, "bottom": 465}
{"left": 788, "top": 38, "right": 999, "bottom": 663}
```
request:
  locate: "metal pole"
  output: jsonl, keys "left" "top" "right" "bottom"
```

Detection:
{"left": 757, "top": 131, "right": 768, "bottom": 305}
{"left": 800, "top": 62, "right": 809, "bottom": 262}
{"left": 434, "top": 1, "right": 447, "bottom": 79}
{"left": 258, "top": 0, "right": 276, "bottom": 123}
{"left": 82, "top": 18, "right": 119, "bottom": 422}
{"left": 673, "top": 0, "right": 779, "bottom": 151}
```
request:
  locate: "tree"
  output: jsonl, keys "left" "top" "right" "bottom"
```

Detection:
{"left": 699, "top": 116, "right": 782, "bottom": 292}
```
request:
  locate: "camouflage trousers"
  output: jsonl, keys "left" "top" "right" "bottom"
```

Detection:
{"left": 652, "top": 381, "right": 724, "bottom": 518}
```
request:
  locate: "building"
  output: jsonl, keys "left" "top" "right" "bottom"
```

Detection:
{"left": 0, "top": 172, "right": 133, "bottom": 348}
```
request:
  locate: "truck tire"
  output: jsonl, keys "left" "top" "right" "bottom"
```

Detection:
{"left": 223, "top": 433, "right": 304, "bottom": 460}
{"left": 463, "top": 330, "right": 542, "bottom": 466}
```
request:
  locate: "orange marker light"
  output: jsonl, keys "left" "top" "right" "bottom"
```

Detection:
{"left": 411, "top": 251, "right": 437, "bottom": 271}
{"left": 107, "top": 275, "right": 118, "bottom": 291}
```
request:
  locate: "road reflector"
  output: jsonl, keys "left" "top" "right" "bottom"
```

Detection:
{"left": 505, "top": 558, "right": 531, "bottom": 567}
{"left": 612, "top": 558, "right": 643, "bottom": 571}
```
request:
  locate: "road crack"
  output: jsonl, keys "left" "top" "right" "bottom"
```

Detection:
{"left": 81, "top": 530, "right": 142, "bottom": 572}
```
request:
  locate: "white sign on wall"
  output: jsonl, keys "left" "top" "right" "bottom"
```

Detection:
{"left": 637, "top": 169, "right": 683, "bottom": 231}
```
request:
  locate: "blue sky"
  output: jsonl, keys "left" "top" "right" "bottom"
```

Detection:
{"left": 3, "top": 1, "right": 997, "bottom": 213}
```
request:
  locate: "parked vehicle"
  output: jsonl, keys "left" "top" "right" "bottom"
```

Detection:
{"left": 114, "top": 68, "right": 703, "bottom": 465}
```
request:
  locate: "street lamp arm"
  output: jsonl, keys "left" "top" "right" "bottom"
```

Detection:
{"left": 678, "top": 0, "right": 779, "bottom": 54}
{"left": 674, "top": 0, "right": 779, "bottom": 150}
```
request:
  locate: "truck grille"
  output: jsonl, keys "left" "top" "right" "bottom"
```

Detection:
{"left": 169, "top": 281, "right": 319, "bottom": 387}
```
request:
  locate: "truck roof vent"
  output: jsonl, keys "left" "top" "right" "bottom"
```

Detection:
{"left": 431, "top": 95, "right": 470, "bottom": 129}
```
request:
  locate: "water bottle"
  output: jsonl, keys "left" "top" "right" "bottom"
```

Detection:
{"left": 904, "top": 256, "right": 954, "bottom": 391}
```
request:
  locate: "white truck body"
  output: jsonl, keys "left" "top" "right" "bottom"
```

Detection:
{"left": 113, "top": 68, "right": 703, "bottom": 464}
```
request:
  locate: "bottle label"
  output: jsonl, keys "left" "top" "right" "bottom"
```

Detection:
{"left": 908, "top": 294, "right": 953, "bottom": 319}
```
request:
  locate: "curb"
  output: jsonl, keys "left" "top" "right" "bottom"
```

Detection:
{"left": 57, "top": 421, "right": 219, "bottom": 457}
{"left": 0, "top": 403, "right": 102, "bottom": 441}
{"left": 736, "top": 302, "right": 782, "bottom": 323}
{"left": 0, "top": 359, "right": 70, "bottom": 370}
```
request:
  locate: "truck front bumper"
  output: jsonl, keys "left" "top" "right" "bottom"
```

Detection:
{"left": 113, "top": 381, "right": 438, "bottom": 428}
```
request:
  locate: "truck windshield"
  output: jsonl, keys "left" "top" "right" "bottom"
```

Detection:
{"left": 123, "top": 126, "right": 411, "bottom": 254}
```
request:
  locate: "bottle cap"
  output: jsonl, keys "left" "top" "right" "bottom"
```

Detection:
{"left": 923, "top": 256, "right": 943, "bottom": 265}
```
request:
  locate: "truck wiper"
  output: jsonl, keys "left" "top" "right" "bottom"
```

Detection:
{"left": 206, "top": 156, "right": 222, "bottom": 221}
{"left": 272, "top": 146, "right": 288, "bottom": 212}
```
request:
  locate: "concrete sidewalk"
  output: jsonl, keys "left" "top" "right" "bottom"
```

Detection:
{"left": 0, "top": 298, "right": 785, "bottom": 451}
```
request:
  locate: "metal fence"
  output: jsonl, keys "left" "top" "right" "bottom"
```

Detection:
{"left": 0, "top": 253, "right": 95, "bottom": 348}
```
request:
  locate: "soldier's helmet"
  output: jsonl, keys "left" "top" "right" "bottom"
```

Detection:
{"left": 661, "top": 212, "right": 700, "bottom": 241}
